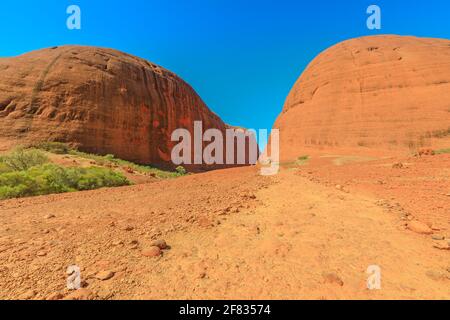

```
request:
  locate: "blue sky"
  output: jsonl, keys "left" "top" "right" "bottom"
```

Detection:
{"left": 0, "top": 0, "right": 449, "bottom": 134}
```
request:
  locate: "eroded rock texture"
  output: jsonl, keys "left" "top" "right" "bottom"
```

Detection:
{"left": 0, "top": 46, "right": 228, "bottom": 169}
{"left": 274, "top": 35, "right": 450, "bottom": 160}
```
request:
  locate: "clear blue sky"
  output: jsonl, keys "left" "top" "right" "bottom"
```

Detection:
{"left": 0, "top": 0, "right": 449, "bottom": 133}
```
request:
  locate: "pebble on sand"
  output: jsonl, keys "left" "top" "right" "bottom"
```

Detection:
{"left": 322, "top": 273, "right": 344, "bottom": 286}
{"left": 141, "top": 246, "right": 161, "bottom": 257}
{"left": 95, "top": 270, "right": 115, "bottom": 281}
{"left": 150, "top": 239, "right": 167, "bottom": 250}
{"left": 433, "top": 240, "right": 450, "bottom": 251}
{"left": 19, "top": 290, "right": 36, "bottom": 300}
{"left": 63, "top": 288, "right": 95, "bottom": 300}
{"left": 407, "top": 220, "right": 433, "bottom": 235}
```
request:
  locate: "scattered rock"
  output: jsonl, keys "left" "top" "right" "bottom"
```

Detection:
{"left": 128, "top": 240, "right": 139, "bottom": 249}
{"left": 63, "top": 288, "right": 95, "bottom": 300}
{"left": 198, "top": 217, "right": 214, "bottom": 228}
{"left": 418, "top": 149, "right": 435, "bottom": 156}
{"left": 322, "top": 273, "right": 344, "bottom": 286}
{"left": 407, "top": 220, "right": 433, "bottom": 235}
{"left": 46, "top": 292, "right": 64, "bottom": 300}
{"left": 123, "top": 226, "right": 134, "bottom": 231}
{"left": 141, "top": 246, "right": 161, "bottom": 257}
{"left": 431, "top": 234, "right": 445, "bottom": 241}
{"left": 150, "top": 239, "right": 168, "bottom": 250}
{"left": 392, "top": 162, "right": 404, "bottom": 169}
{"left": 19, "top": 290, "right": 36, "bottom": 300}
{"left": 36, "top": 251, "right": 47, "bottom": 257}
{"left": 426, "top": 270, "right": 447, "bottom": 281}
{"left": 433, "top": 240, "right": 450, "bottom": 251}
{"left": 44, "top": 214, "right": 56, "bottom": 219}
{"left": 112, "top": 240, "right": 124, "bottom": 246}
{"left": 95, "top": 270, "right": 115, "bottom": 281}
{"left": 96, "top": 288, "right": 114, "bottom": 299}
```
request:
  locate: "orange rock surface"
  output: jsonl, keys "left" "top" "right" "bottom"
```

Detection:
{"left": 0, "top": 46, "right": 227, "bottom": 169}
{"left": 273, "top": 35, "right": 450, "bottom": 161}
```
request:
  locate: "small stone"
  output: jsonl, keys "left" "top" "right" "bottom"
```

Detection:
{"left": 96, "top": 288, "right": 113, "bottom": 299}
{"left": 95, "top": 270, "right": 115, "bottom": 281}
{"left": 44, "top": 214, "right": 56, "bottom": 219}
{"left": 46, "top": 292, "right": 64, "bottom": 300}
{"left": 431, "top": 234, "right": 445, "bottom": 241}
{"left": 128, "top": 239, "right": 139, "bottom": 249}
{"left": 407, "top": 220, "right": 433, "bottom": 235}
{"left": 433, "top": 240, "right": 450, "bottom": 251}
{"left": 19, "top": 290, "right": 36, "bottom": 300}
{"left": 150, "top": 239, "right": 167, "bottom": 250}
{"left": 322, "top": 272, "right": 344, "bottom": 286}
{"left": 141, "top": 246, "right": 161, "bottom": 257}
{"left": 392, "top": 162, "right": 404, "bottom": 169}
{"left": 112, "top": 240, "right": 124, "bottom": 246}
{"left": 37, "top": 251, "right": 47, "bottom": 257}
{"left": 123, "top": 226, "right": 134, "bottom": 231}
{"left": 198, "top": 217, "right": 213, "bottom": 228}
{"left": 426, "top": 270, "right": 447, "bottom": 281}
{"left": 63, "top": 288, "right": 95, "bottom": 300}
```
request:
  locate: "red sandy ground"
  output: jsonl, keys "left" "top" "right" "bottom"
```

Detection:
{"left": 0, "top": 153, "right": 448, "bottom": 300}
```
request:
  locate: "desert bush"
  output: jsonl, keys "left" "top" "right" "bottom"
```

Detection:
{"left": 0, "top": 163, "right": 131, "bottom": 200}
{"left": 0, "top": 148, "right": 49, "bottom": 171}
{"left": 175, "top": 166, "right": 187, "bottom": 175}
{"left": 295, "top": 155, "right": 310, "bottom": 166}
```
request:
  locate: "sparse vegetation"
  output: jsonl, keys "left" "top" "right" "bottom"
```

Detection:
{"left": 37, "top": 141, "right": 72, "bottom": 154}
{"left": 0, "top": 148, "right": 49, "bottom": 171}
{"left": 296, "top": 155, "right": 310, "bottom": 166}
{"left": 68, "top": 150, "right": 183, "bottom": 178}
{"left": 34, "top": 141, "right": 185, "bottom": 178}
{"left": 175, "top": 166, "right": 187, "bottom": 175}
{"left": 0, "top": 163, "right": 130, "bottom": 200}
{"left": 435, "top": 148, "right": 450, "bottom": 155}
{"left": 0, "top": 148, "right": 131, "bottom": 200}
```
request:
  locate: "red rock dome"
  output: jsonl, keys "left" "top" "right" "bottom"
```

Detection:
{"left": 0, "top": 46, "right": 227, "bottom": 169}
{"left": 273, "top": 35, "right": 450, "bottom": 161}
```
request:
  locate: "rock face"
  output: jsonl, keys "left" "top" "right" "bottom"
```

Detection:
{"left": 273, "top": 36, "right": 450, "bottom": 161}
{"left": 0, "top": 46, "right": 229, "bottom": 169}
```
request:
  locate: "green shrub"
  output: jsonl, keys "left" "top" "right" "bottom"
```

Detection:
{"left": 0, "top": 163, "right": 131, "bottom": 200}
{"left": 295, "top": 155, "right": 310, "bottom": 166}
{"left": 0, "top": 148, "right": 49, "bottom": 171}
{"left": 175, "top": 166, "right": 187, "bottom": 175}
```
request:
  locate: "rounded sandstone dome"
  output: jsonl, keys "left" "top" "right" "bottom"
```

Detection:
{"left": 274, "top": 35, "right": 450, "bottom": 161}
{"left": 0, "top": 46, "right": 226, "bottom": 168}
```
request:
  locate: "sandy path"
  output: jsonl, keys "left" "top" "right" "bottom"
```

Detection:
{"left": 0, "top": 167, "right": 448, "bottom": 300}
{"left": 145, "top": 170, "right": 449, "bottom": 300}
